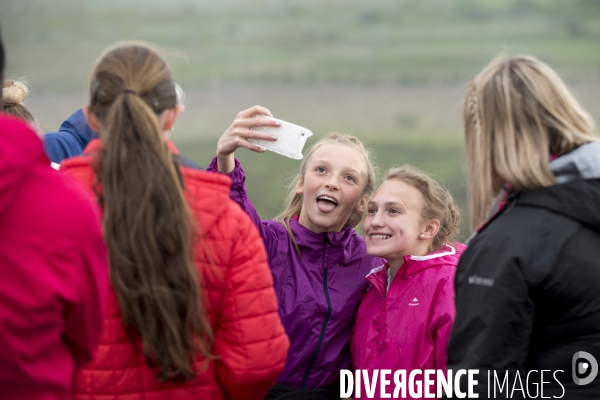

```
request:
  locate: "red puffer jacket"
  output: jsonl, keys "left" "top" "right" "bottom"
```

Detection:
{"left": 62, "top": 139, "right": 289, "bottom": 400}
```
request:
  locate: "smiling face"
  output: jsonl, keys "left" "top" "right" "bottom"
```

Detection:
{"left": 296, "top": 143, "right": 368, "bottom": 234}
{"left": 364, "top": 179, "right": 435, "bottom": 268}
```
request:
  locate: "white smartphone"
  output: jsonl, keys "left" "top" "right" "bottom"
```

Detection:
{"left": 249, "top": 116, "right": 313, "bottom": 160}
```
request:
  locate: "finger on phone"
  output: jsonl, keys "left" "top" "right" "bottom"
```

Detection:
{"left": 240, "top": 128, "right": 276, "bottom": 141}
{"left": 255, "top": 132, "right": 278, "bottom": 141}
{"left": 241, "top": 141, "right": 266, "bottom": 153}
{"left": 247, "top": 117, "right": 280, "bottom": 128}
{"left": 240, "top": 105, "right": 272, "bottom": 118}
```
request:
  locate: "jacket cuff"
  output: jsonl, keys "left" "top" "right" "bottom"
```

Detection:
{"left": 207, "top": 156, "right": 246, "bottom": 187}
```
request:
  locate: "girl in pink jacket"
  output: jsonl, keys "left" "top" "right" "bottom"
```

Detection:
{"left": 350, "top": 165, "right": 466, "bottom": 399}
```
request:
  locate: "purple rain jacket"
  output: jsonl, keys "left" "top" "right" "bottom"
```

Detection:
{"left": 208, "top": 158, "right": 381, "bottom": 389}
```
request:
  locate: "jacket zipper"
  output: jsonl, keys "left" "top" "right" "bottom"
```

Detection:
{"left": 301, "top": 234, "right": 332, "bottom": 389}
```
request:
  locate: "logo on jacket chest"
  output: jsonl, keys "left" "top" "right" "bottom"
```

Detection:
{"left": 408, "top": 297, "right": 419, "bottom": 306}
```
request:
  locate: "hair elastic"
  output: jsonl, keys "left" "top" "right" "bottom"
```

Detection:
{"left": 122, "top": 88, "right": 137, "bottom": 95}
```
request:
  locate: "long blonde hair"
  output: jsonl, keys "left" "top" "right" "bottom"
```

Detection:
{"left": 464, "top": 54, "right": 598, "bottom": 230}
{"left": 275, "top": 132, "right": 377, "bottom": 254}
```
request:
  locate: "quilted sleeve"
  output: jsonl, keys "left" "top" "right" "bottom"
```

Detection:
{"left": 214, "top": 205, "right": 289, "bottom": 400}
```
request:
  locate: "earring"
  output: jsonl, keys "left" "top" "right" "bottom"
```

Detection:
{"left": 420, "top": 234, "right": 425, "bottom": 238}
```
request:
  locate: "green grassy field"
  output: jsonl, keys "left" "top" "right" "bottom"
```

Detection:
{"left": 2, "top": 0, "right": 599, "bottom": 241}
{"left": 4, "top": 0, "right": 600, "bottom": 90}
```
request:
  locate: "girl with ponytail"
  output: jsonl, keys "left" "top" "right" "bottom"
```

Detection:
{"left": 61, "top": 43, "right": 288, "bottom": 400}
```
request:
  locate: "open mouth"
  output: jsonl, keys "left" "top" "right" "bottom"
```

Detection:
{"left": 316, "top": 195, "right": 338, "bottom": 212}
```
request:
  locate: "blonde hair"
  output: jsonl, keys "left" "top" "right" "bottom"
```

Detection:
{"left": 2, "top": 80, "right": 35, "bottom": 123}
{"left": 464, "top": 54, "right": 598, "bottom": 230}
{"left": 384, "top": 165, "right": 460, "bottom": 252}
{"left": 275, "top": 132, "right": 377, "bottom": 254}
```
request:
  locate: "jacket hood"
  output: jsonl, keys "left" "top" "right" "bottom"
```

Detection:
{"left": 0, "top": 115, "right": 48, "bottom": 219}
{"left": 550, "top": 142, "right": 600, "bottom": 183}
{"left": 518, "top": 142, "right": 600, "bottom": 233}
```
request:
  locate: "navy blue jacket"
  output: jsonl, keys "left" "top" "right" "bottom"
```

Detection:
{"left": 42, "top": 109, "right": 201, "bottom": 169}
{"left": 43, "top": 109, "right": 95, "bottom": 164}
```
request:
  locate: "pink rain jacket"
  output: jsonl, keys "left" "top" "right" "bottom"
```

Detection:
{"left": 350, "top": 243, "right": 466, "bottom": 399}
{"left": 0, "top": 115, "right": 108, "bottom": 399}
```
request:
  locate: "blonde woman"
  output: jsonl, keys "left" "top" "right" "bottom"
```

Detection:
{"left": 448, "top": 55, "right": 600, "bottom": 398}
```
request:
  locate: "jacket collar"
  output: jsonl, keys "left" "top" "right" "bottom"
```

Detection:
{"left": 289, "top": 216, "right": 356, "bottom": 247}
{"left": 396, "top": 244, "right": 458, "bottom": 278}
{"left": 469, "top": 142, "right": 600, "bottom": 244}
{"left": 70, "top": 139, "right": 230, "bottom": 235}
{"left": 83, "top": 138, "right": 180, "bottom": 155}
{"left": 365, "top": 244, "right": 460, "bottom": 292}
{"left": 289, "top": 218, "right": 364, "bottom": 266}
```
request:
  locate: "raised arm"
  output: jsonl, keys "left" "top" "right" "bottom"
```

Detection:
{"left": 215, "top": 105, "right": 279, "bottom": 173}
{"left": 208, "top": 105, "right": 283, "bottom": 246}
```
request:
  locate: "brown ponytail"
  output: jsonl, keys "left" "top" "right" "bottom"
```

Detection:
{"left": 89, "top": 44, "right": 213, "bottom": 382}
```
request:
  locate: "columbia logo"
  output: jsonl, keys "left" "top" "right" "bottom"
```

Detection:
{"left": 468, "top": 275, "right": 495, "bottom": 287}
{"left": 409, "top": 297, "right": 419, "bottom": 306}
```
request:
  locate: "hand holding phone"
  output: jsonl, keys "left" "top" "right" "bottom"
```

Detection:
{"left": 249, "top": 116, "right": 313, "bottom": 160}
{"left": 216, "top": 106, "right": 312, "bottom": 173}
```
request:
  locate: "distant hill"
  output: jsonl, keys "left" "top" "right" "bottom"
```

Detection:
{"left": 3, "top": 0, "right": 599, "bottom": 91}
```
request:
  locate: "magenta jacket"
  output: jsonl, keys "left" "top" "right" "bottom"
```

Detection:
{"left": 350, "top": 243, "right": 466, "bottom": 399}
{"left": 0, "top": 115, "right": 108, "bottom": 399}
{"left": 208, "top": 158, "right": 382, "bottom": 389}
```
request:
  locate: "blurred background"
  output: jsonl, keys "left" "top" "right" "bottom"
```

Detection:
{"left": 2, "top": 0, "right": 599, "bottom": 239}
